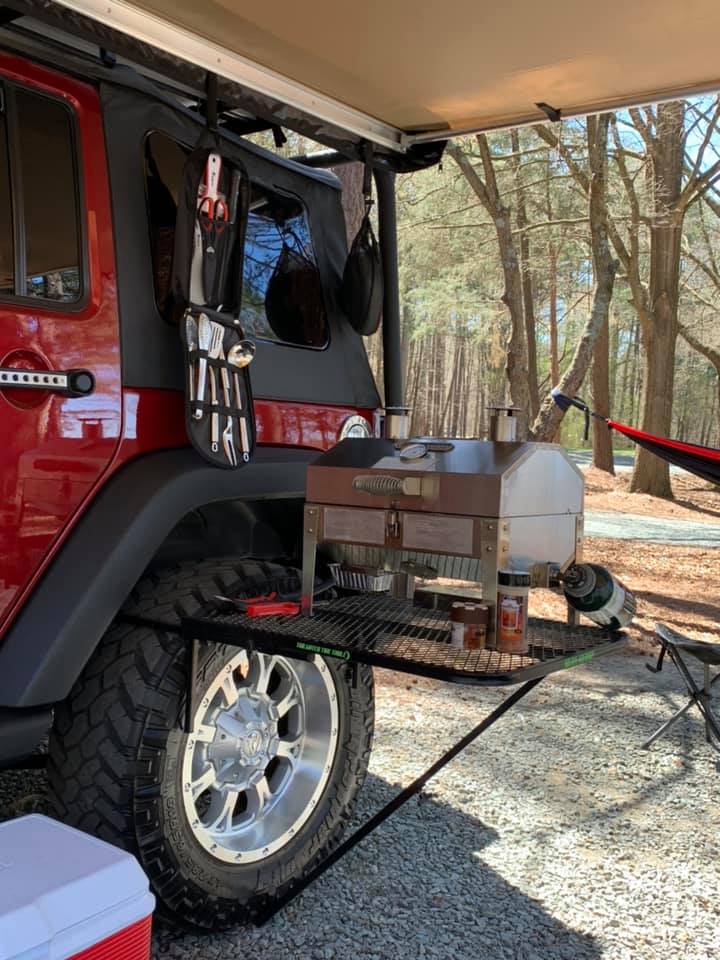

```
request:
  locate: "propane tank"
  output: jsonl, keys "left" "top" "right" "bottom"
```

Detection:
{"left": 561, "top": 563, "right": 636, "bottom": 629}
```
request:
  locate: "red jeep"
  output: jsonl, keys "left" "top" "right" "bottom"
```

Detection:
{"left": 0, "top": 36, "right": 382, "bottom": 928}
{"left": 1, "top": 0, "right": 715, "bottom": 935}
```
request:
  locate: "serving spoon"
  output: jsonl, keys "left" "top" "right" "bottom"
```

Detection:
{"left": 227, "top": 340, "right": 256, "bottom": 460}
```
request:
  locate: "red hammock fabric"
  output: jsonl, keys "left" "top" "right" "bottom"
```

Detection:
{"left": 607, "top": 421, "right": 720, "bottom": 485}
{"left": 550, "top": 389, "right": 720, "bottom": 485}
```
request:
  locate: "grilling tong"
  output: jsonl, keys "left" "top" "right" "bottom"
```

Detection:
{"left": 185, "top": 312, "right": 255, "bottom": 466}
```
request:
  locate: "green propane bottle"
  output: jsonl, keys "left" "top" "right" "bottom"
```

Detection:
{"left": 562, "top": 563, "right": 636, "bottom": 629}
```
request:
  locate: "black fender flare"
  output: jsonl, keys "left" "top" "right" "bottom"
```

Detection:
{"left": 0, "top": 447, "right": 314, "bottom": 707}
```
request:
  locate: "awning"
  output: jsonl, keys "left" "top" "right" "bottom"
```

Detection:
{"left": 13, "top": 0, "right": 720, "bottom": 154}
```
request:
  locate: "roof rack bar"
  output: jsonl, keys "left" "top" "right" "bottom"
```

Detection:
{"left": 51, "top": 0, "right": 405, "bottom": 152}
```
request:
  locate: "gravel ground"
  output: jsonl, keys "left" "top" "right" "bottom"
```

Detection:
{"left": 2, "top": 651, "right": 719, "bottom": 960}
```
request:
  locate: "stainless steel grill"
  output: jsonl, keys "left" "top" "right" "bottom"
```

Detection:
{"left": 301, "top": 436, "right": 585, "bottom": 639}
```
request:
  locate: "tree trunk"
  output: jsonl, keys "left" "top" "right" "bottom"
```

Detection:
{"left": 511, "top": 130, "right": 540, "bottom": 419}
{"left": 679, "top": 324, "right": 720, "bottom": 441}
{"left": 591, "top": 313, "right": 615, "bottom": 474}
{"left": 532, "top": 115, "right": 617, "bottom": 442}
{"left": 630, "top": 319, "right": 679, "bottom": 495}
{"left": 532, "top": 260, "right": 618, "bottom": 441}
{"left": 447, "top": 138, "right": 531, "bottom": 436}
{"left": 330, "top": 161, "right": 365, "bottom": 246}
{"left": 548, "top": 243, "right": 559, "bottom": 386}
{"left": 629, "top": 102, "right": 685, "bottom": 498}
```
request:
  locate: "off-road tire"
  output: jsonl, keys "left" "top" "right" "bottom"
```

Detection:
{"left": 47, "top": 558, "right": 374, "bottom": 929}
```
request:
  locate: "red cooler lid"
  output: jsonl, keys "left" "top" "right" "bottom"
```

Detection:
{"left": 0, "top": 815, "right": 154, "bottom": 960}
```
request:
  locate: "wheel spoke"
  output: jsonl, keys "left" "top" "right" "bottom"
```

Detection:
{"left": 275, "top": 736, "right": 302, "bottom": 766}
{"left": 247, "top": 776, "right": 271, "bottom": 820}
{"left": 220, "top": 671, "right": 239, "bottom": 707}
{"left": 190, "top": 764, "right": 217, "bottom": 799}
{"left": 206, "top": 789, "right": 238, "bottom": 833}
{"left": 193, "top": 723, "right": 216, "bottom": 744}
{"left": 253, "top": 654, "right": 277, "bottom": 695}
{"left": 274, "top": 686, "right": 300, "bottom": 719}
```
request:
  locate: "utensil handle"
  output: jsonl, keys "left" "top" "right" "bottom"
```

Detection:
{"left": 239, "top": 415, "right": 250, "bottom": 460}
{"left": 220, "top": 367, "right": 232, "bottom": 406}
{"left": 195, "top": 357, "right": 207, "bottom": 418}
{"left": 209, "top": 368, "right": 219, "bottom": 452}
{"left": 232, "top": 371, "right": 243, "bottom": 411}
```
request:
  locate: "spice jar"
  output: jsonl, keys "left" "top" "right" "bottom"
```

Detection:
{"left": 449, "top": 602, "right": 490, "bottom": 650}
{"left": 496, "top": 570, "right": 531, "bottom": 654}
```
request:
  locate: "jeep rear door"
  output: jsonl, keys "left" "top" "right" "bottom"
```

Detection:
{"left": 0, "top": 54, "right": 121, "bottom": 634}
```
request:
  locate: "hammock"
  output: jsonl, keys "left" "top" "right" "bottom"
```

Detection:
{"left": 551, "top": 388, "right": 720, "bottom": 485}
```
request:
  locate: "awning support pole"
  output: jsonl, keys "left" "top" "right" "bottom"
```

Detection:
{"left": 374, "top": 168, "right": 404, "bottom": 409}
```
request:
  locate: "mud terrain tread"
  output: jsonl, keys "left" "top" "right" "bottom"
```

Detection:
{"left": 48, "top": 558, "right": 374, "bottom": 929}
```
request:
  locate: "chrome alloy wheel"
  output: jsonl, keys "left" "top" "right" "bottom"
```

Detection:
{"left": 182, "top": 649, "right": 339, "bottom": 864}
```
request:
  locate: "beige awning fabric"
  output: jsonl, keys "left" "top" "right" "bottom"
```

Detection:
{"left": 54, "top": 0, "right": 720, "bottom": 147}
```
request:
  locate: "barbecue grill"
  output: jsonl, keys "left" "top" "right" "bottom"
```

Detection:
{"left": 300, "top": 435, "right": 585, "bottom": 636}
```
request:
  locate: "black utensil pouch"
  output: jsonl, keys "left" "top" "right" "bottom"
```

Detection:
{"left": 170, "top": 137, "right": 256, "bottom": 468}
{"left": 181, "top": 307, "right": 256, "bottom": 470}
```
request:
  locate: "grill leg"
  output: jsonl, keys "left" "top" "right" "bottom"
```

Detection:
{"left": 301, "top": 504, "right": 319, "bottom": 616}
{"left": 254, "top": 676, "right": 543, "bottom": 926}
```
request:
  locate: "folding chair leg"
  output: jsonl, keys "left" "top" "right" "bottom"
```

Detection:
{"left": 642, "top": 698, "right": 695, "bottom": 750}
{"left": 670, "top": 650, "right": 720, "bottom": 750}
{"left": 705, "top": 666, "right": 712, "bottom": 744}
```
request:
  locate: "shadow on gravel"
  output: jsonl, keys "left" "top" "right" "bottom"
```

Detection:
{"left": 153, "top": 773, "right": 602, "bottom": 960}
{"left": 633, "top": 592, "right": 720, "bottom": 636}
{"left": 0, "top": 763, "right": 602, "bottom": 959}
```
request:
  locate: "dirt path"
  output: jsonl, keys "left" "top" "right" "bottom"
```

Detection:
{"left": 584, "top": 509, "right": 720, "bottom": 547}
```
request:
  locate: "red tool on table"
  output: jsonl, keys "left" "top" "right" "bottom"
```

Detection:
{"left": 216, "top": 591, "right": 300, "bottom": 617}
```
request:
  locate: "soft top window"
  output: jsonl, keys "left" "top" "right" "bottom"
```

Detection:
{"left": 242, "top": 185, "right": 328, "bottom": 349}
{"left": 144, "top": 132, "right": 328, "bottom": 349}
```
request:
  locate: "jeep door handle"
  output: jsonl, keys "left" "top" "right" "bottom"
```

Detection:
{"left": 0, "top": 367, "right": 95, "bottom": 397}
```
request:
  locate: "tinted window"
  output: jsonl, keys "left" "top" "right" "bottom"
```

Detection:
{"left": 145, "top": 132, "right": 185, "bottom": 313}
{"left": 0, "top": 112, "right": 12, "bottom": 295}
{"left": 15, "top": 89, "right": 81, "bottom": 301}
{"left": 242, "top": 185, "right": 328, "bottom": 348}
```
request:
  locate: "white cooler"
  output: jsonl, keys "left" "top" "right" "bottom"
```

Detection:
{"left": 0, "top": 815, "right": 154, "bottom": 960}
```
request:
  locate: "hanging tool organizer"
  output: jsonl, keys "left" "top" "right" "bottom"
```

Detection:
{"left": 172, "top": 79, "right": 256, "bottom": 468}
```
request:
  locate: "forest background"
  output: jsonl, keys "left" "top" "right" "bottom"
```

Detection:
{"left": 258, "top": 96, "right": 720, "bottom": 499}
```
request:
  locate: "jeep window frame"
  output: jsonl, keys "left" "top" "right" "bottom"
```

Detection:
{"left": 0, "top": 77, "right": 87, "bottom": 311}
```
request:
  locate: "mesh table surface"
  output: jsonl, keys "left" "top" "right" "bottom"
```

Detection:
{"left": 183, "top": 594, "right": 625, "bottom": 685}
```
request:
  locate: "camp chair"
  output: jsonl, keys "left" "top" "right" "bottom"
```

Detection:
{"left": 643, "top": 623, "right": 720, "bottom": 769}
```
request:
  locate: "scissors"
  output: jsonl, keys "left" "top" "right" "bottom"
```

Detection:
{"left": 198, "top": 195, "right": 229, "bottom": 231}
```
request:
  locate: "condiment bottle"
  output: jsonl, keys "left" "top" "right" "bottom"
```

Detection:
{"left": 496, "top": 570, "right": 531, "bottom": 654}
{"left": 450, "top": 602, "right": 489, "bottom": 650}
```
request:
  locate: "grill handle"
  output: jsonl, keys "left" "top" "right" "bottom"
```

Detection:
{"left": 352, "top": 474, "right": 406, "bottom": 496}
{"left": 351, "top": 474, "right": 440, "bottom": 498}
